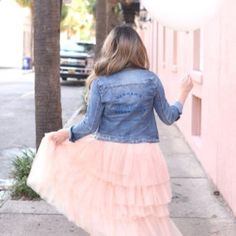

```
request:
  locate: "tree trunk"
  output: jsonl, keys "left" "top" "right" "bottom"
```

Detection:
{"left": 95, "top": 0, "right": 107, "bottom": 58}
{"left": 95, "top": 0, "right": 121, "bottom": 58}
{"left": 106, "top": 0, "right": 119, "bottom": 34}
{"left": 33, "top": 0, "right": 62, "bottom": 149}
{"left": 30, "top": 8, "right": 34, "bottom": 66}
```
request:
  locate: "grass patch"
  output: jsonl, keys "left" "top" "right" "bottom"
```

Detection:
{"left": 10, "top": 149, "right": 40, "bottom": 200}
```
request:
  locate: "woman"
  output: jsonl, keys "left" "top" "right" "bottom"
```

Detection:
{"left": 27, "top": 24, "right": 193, "bottom": 235}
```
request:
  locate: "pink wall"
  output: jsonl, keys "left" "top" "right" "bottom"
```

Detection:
{"left": 141, "top": 0, "right": 236, "bottom": 215}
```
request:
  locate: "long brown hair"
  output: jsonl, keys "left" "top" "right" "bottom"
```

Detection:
{"left": 86, "top": 24, "right": 150, "bottom": 88}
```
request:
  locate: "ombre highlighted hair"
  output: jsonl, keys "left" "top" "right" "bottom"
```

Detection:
{"left": 86, "top": 24, "right": 150, "bottom": 88}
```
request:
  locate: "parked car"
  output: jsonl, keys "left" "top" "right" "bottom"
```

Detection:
{"left": 60, "top": 41, "right": 95, "bottom": 81}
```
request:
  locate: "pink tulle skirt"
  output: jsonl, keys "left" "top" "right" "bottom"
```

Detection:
{"left": 27, "top": 134, "right": 183, "bottom": 236}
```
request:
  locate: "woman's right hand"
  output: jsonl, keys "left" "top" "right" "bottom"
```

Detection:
{"left": 180, "top": 73, "right": 194, "bottom": 94}
{"left": 176, "top": 73, "right": 194, "bottom": 106}
{"left": 45, "top": 129, "right": 70, "bottom": 145}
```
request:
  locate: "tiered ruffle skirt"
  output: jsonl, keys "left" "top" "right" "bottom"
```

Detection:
{"left": 27, "top": 134, "right": 182, "bottom": 236}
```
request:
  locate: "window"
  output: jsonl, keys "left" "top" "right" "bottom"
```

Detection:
{"left": 192, "top": 95, "right": 202, "bottom": 136}
{"left": 172, "top": 31, "right": 178, "bottom": 72}
{"left": 191, "top": 30, "right": 204, "bottom": 84}
{"left": 193, "top": 29, "right": 203, "bottom": 71}
{"left": 162, "top": 27, "right": 166, "bottom": 67}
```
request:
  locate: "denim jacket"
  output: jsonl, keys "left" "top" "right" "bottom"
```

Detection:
{"left": 69, "top": 68, "right": 183, "bottom": 143}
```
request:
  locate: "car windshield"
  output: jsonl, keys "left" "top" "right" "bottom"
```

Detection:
{"left": 61, "top": 41, "right": 94, "bottom": 53}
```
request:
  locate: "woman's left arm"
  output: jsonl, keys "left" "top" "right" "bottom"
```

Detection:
{"left": 48, "top": 79, "right": 104, "bottom": 145}
{"left": 68, "top": 79, "right": 104, "bottom": 142}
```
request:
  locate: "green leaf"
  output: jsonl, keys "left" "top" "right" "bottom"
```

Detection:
{"left": 10, "top": 149, "right": 40, "bottom": 200}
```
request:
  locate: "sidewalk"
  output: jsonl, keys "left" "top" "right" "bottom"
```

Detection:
{"left": 0, "top": 114, "right": 236, "bottom": 235}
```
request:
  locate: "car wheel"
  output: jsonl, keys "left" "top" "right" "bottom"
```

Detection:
{"left": 61, "top": 77, "right": 67, "bottom": 81}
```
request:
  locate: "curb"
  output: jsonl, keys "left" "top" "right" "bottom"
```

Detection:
{"left": 0, "top": 179, "right": 15, "bottom": 190}
{"left": 0, "top": 179, "right": 14, "bottom": 205}
{"left": 0, "top": 106, "right": 84, "bottom": 198}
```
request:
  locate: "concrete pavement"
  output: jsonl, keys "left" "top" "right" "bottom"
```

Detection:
{"left": 157, "top": 120, "right": 236, "bottom": 235}
{"left": 0, "top": 112, "right": 236, "bottom": 235}
{"left": 0, "top": 68, "right": 85, "bottom": 199}
{"left": 0, "top": 68, "right": 85, "bottom": 150}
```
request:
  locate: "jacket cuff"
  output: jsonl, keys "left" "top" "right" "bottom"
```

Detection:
{"left": 173, "top": 101, "right": 183, "bottom": 114}
{"left": 68, "top": 126, "right": 76, "bottom": 142}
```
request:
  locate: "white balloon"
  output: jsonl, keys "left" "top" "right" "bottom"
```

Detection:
{"left": 141, "top": 0, "right": 222, "bottom": 31}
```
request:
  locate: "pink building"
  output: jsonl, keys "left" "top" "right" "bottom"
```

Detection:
{"left": 139, "top": 0, "right": 236, "bottom": 215}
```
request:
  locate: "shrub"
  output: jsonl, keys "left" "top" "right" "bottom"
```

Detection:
{"left": 81, "top": 87, "right": 88, "bottom": 114}
{"left": 10, "top": 149, "right": 40, "bottom": 200}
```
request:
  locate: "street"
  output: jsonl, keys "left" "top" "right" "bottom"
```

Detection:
{"left": 0, "top": 69, "right": 85, "bottom": 179}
